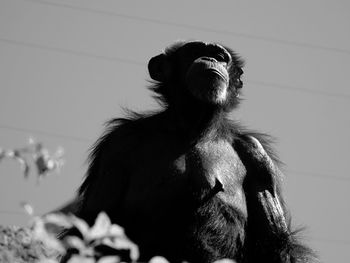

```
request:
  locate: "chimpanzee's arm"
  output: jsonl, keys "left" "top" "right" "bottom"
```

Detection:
{"left": 77, "top": 120, "right": 136, "bottom": 226}
{"left": 235, "top": 135, "right": 315, "bottom": 263}
{"left": 236, "top": 136, "right": 287, "bottom": 228}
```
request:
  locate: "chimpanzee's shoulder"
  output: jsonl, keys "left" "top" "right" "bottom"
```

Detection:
{"left": 103, "top": 109, "right": 167, "bottom": 139}
{"left": 225, "top": 119, "right": 282, "bottom": 167}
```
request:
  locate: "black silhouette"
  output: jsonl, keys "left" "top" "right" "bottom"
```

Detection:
{"left": 76, "top": 41, "right": 315, "bottom": 263}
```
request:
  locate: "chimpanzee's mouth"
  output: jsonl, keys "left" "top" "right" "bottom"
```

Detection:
{"left": 205, "top": 68, "right": 229, "bottom": 84}
{"left": 187, "top": 58, "right": 230, "bottom": 85}
{"left": 186, "top": 59, "right": 231, "bottom": 104}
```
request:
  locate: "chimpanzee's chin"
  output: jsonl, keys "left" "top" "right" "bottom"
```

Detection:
{"left": 188, "top": 80, "right": 228, "bottom": 105}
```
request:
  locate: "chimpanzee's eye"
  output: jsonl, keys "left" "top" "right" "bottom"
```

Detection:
{"left": 216, "top": 53, "right": 225, "bottom": 61}
{"left": 214, "top": 53, "right": 230, "bottom": 63}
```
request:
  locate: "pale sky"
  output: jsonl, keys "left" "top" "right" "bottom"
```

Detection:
{"left": 1, "top": 1, "right": 350, "bottom": 262}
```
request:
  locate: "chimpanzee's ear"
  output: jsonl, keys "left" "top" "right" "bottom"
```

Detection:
{"left": 148, "top": 53, "right": 172, "bottom": 82}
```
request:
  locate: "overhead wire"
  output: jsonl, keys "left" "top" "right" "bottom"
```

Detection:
{"left": 22, "top": 0, "right": 350, "bottom": 56}
{"left": 0, "top": 124, "right": 91, "bottom": 143}
{"left": 0, "top": 2, "right": 348, "bottom": 183}
{"left": 0, "top": 39, "right": 349, "bottom": 181}
{"left": 288, "top": 169, "right": 349, "bottom": 181}
{"left": 1, "top": 37, "right": 350, "bottom": 100}
{"left": 1, "top": 122, "right": 349, "bottom": 182}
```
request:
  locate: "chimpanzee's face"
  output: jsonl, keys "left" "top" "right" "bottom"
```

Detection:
{"left": 148, "top": 41, "right": 244, "bottom": 107}
{"left": 176, "top": 41, "right": 234, "bottom": 105}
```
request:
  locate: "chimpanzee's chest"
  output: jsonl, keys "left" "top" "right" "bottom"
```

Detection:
{"left": 180, "top": 139, "right": 246, "bottom": 188}
{"left": 125, "top": 137, "right": 247, "bottom": 217}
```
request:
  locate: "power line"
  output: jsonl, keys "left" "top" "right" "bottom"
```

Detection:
{"left": 288, "top": 169, "right": 350, "bottom": 181}
{"left": 0, "top": 22, "right": 348, "bottom": 181}
{"left": 0, "top": 123, "right": 349, "bottom": 183}
{"left": 0, "top": 37, "right": 143, "bottom": 66}
{"left": 1, "top": 37, "right": 350, "bottom": 101}
{"left": 0, "top": 210, "right": 25, "bottom": 215}
{"left": 0, "top": 38, "right": 349, "bottom": 182}
{"left": 22, "top": 0, "right": 350, "bottom": 56}
{"left": 249, "top": 80, "right": 350, "bottom": 100}
{"left": 311, "top": 237, "right": 350, "bottom": 245}
{"left": 0, "top": 124, "right": 91, "bottom": 143}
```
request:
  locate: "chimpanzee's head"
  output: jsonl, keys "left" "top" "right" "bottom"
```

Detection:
{"left": 148, "top": 41, "right": 244, "bottom": 110}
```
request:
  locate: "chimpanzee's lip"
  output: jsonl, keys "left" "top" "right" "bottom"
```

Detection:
{"left": 186, "top": 59, "right": 230, "bottom": 85}
{"left": 205, "top": 68, "right": 229, "bottom": 83}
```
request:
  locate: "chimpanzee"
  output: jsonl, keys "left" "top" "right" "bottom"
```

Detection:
{"left": 76, "top": 41, "right": 315, "bottom": 263}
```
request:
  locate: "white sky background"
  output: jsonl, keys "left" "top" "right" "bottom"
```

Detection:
{"left": 0, "top": 0, "right": 350, "bottom": 262}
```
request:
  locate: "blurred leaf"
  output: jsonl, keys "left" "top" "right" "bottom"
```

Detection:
{"left": 88, "top": 212, "right": 111, "bottom": 241}
{"left": 0, "top": 148, "right": 4, "bottom": 161}
{"left": 55, "top": 146, "right": 65, "bottom": 158}
{"left": 97, "top": 256, "right": 120, "bottom": 263}
{"left": 107, "top": 225, "right": 124, "bottom": 237}
{"left": 66, "top": 255, "right": 95, "bottom": 263}
{"left": 100, "top": 238, "right": 139, "bottom": 261}
{"left": 44, "top": 213, "right": 74, "bottom": 229}
{"left": 37, "top": 259, "right": 59, "bottom": 263}
{"left": 32, "top": 217, "right": 66, "bottom": 253}
{"left": 65, "top": 236, "right": 87, "bottom": 253}
{"left": 213, "top": 259, "right": 237, "bottom": 263}
{"left": 20, "top": 202, "right": 34, "bottom": 216}
{"left": 70, "top": 215, "right": 91, "bottom": 239}
{"left": 149, "top": 256, "right": 170, "bottom": 263}
{"left": 12, "top": 150, "right": 30, "bottom": 178}
{"left": 28, "top": 137, "right": 36, "bottom": 145}
{"left": 33, "top": 212, "right": 139, "bottom": 262}
{"left": 0, "top": 140, "right": 64, "bottom": 179}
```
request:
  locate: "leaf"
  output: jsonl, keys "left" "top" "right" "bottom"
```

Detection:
{"left": 13, "top": 153, "right": 30, "bottom": 178}
{"left": 149, "top": 256, "right": 170, "bottom": 263}
{"left": 108, "top": 224, "right": 125, "bottom": 237}
{"left": 37, "top": 259, "right": 59, "bottom": 263}
{"left": 0, "top": 148, "right": 5, "bottom": 161}
{"left": 65, "top": 236, "right": 87, "bottom": 252}
{"left": 70, "top": 215, "right": 91, "bottom": 239}
{"left": 66, "top": 255, "right": 95, "bottom": 263}
{"left": 43, "top": 213, "right": 73, "bottom": 229}
{"left": 88, "top": 212, "right": 111, "bottom": 240}
{"left": 55, "top": 146, "right": 65, "bottom": 158}
{"left": 20, "top": 202, "right": 34, "bottom": 216}
{"left": 97, "top": 256, "right": 120, "bottom": 263}
{"left": 100, "top": 237, "right": 139, "bottom": 261}
{"left": 213, "top": 259, "right": 237, "bottom": 263}
{"left": 32, "top": 217, "right": 66, "bottom": 253}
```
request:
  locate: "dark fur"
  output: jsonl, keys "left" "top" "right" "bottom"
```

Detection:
{"left": 77, "top": 41, "right": 316, "bottom": 263}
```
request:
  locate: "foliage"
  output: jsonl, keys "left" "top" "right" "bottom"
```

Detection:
{"left": 1, "top": 211, "right": 237, "bottom": 263}
{"left": 0, "top": 140, "right": 236, "bottom": 263}
{"left": 0, "top": 138, "right": 64, "bottom": 180}
{"left": 31, "top": 212, "right": 237, "bottom": 263}
{"left": 0, "top": 225, "right": 59, "bottom": 263}
{"left": 32, "top": 212, "right": 139, "bottom": 263}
